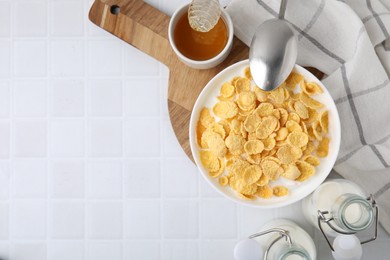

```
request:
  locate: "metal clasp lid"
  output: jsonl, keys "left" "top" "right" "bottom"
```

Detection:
{"left": 248, "top": 228, "right": 292, "bottom": 259}
{"left": 317, "top": 194, "right": 379, "bottom": 251}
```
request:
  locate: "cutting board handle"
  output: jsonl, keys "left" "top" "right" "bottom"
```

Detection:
{"left": 89, "top": 0, "right": 175, "bottom": 66}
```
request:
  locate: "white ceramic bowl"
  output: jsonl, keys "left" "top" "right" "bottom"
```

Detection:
{"left": 168, "top": 3, "right": 234, "bottom": 70}
{"left": 189, "top": 60, "right": 341, "bottom": 208}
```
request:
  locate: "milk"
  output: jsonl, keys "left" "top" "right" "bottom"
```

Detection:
{"left": 253, "top": 219, "right": 316, "bottom": 260}
{"left": 302, "top": 179, "right": 370, "bottom": 237}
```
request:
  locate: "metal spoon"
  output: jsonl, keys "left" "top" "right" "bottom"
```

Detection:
{"left": 249, "top": 0, "right": 298, "bottom": 91}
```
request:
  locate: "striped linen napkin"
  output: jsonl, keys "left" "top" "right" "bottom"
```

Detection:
{"left": 226, "top": 0, "right": 390, "bottom": 233}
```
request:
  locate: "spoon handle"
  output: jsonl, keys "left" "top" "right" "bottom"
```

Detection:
{"left": 279, "top": 0, "right": 288, "bottom": 20}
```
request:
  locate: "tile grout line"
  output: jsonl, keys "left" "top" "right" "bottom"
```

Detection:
{"left": 158, "top": 20, "right": 165, "bottom": 256}
{"left": 8, "top": 0, "right": 14, "bottom": 256}
{"left": 83, "top": 0, "right": 89, "bottom": 259}
{"left": 46, "top": 0, "right": 50, "bottom": 257}
{"left": 121, "top": 28, "right": 126, "bottom": 260}
{"left": 158, "top": 0, "right": 165, "bottom": 254}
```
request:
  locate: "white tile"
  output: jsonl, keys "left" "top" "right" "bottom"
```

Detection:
{"left": 50, "top": 119, "right": 84, "bottom": 157}
{"left": 160, "top": 64, "right": 169, "bottom": 78}
{"left": 0, "top": 242, "right": 9, "bottom": 259}
{"left": 14, "top": 40, "right": 47, "bottom": 77}
{"left": 11, "top": 200, "right": 46, "bottom": 239}
{"left": 88, "top": 40, "right": 122, "bottom": 76}
{"left": 276, "top": 201, "right": 315, "bottom": 233}
{"left": 13, "top": 120, "right": 46, "bottom": 157}
{"left": 12, "top": 242, "right": 46, "bottom": 260}
{"left": 12, "top": 160, "right": 46, "bottom": 198}
{"left": 0, "top": 82, "right": 10, "bottom": 117}
{"left": 124, "top": 241, "right": 160, "bottom": 260}
{"left": 201, "top": 199, "right": 237, "bottom": 239}
{"left": 13, "top": 80, "right": 46, "bottom": 117}
{"left": 163, "top": 200, "right": 198, "bottom": 238}
{"left": 125, "top": 119, "right": 160, "bottom": 156}
{"left": 164, "top": 158, "right": 198, "bottom": 198}
{"left": 124, "top": 45, "right": 160, "bottom": 76}
{"left": 86, "top": 160, "right": 122, "bottom": 199}
{"left": 50, "top": 40, "right": 84, "bottom": 76}
{"left": 50, "top": 1, "right": 84, "bottom": 36}
{"left": 160, "top": 0, "right": 184, "bottom": 16}
{"left": 201, "top": 240, "right": 236, "bottom": 260}
{"left": 124, "top": 79, "right": 160, "bottom": 116}
{"left": 143, "top": 0, "right": 161, "bottom": 9}
{"left": 87, "top": 201, "right": 122, "bottom": 239}
{"left": 88, "top": 119, "right": 122, "bottom": 157}
{"left": 0, "top": 162, "right": 9, "bottom": 199}
{"left": 87, "top": 241, "right": 122, "bottom": 260}
{"left": 200, "top": 176, "right": 222, "bottom": 198}
{"left": 49, "top": 201, "right": 84, "bottom": 239}
{"left": 88, "top": 79, "right": 122, "bottom": 116}
{"left": 48, "top": 241, "right": 84, "bottom": 260}
{"left": 50, "top": 79, "right": 84, "bottom": 117}
{"left": 14, "top": 1, "right": 47, "bottom": 36}
{"left": 163, "top": 241, "right": 199, "bottom": 260}
{"left": 124, "top": 159, "right": 160, "bottom": 198}
{"left": 0, "top": 203, "right": 9, "bottom": 239}
{"left": 162, "top": 120, "right": 187, "bottom": 157}
{"left": 0, "top": 41, "right": 10, "bottom": 77}
{"left": 88, "top": 23, "right": 112, "bottom": 37}
{"left": 0, "top": 120, "right": 10, "bottom": 158}
{"left": 0, "top": 2, "right": 10, "bottom": 37}
{"left": 124, "top": 200, "right": 160, "bottom": 239}
{"left": 238, "top": 206, "right": 276, "bottom": 237}
{"left": 49, "top": 160, "right": 84, "bottom": 198}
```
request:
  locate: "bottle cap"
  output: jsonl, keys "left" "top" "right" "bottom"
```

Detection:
{"left": 332, "top": 234, "right": 362, "bottom": 260}
{"left": 234, "top": 239, "right": 264, "bottom": 260}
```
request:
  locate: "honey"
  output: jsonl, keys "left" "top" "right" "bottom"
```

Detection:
{"left": 173, "top": 10, "right": 228, "bottom": 61}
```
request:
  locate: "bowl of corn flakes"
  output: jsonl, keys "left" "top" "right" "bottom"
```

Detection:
{"left": 189, "top": 60, "right": 341, "bottom": 208}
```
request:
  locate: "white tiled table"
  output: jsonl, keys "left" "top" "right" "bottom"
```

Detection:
{"left": 0, "top": 0, "right": 389, "bottom": 259}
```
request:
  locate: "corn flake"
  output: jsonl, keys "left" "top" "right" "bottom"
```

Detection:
{"left": 244, "top": 140, "right": 264, "bottom": 155}
{"left": 200, "top": 150, "right": 220, "bottom": 172}
{"left": 213, "top": 101, "right": 238, "bottom": 119}
{"left": 294, "top": 101, "right": 309, "bottom": 119}
{"left": 295, "top": 160, "right": 316, "bottom": 181}
{"left": 286, "top": 132, "right": 309, "bottom": 148}
{"left": 256, "top": 185, "right": 273, "bottom": 198}
{"left": 276, "top": 145, "right": 302, "bottom": 164}
{"left": 219, "top": 176, "right": 229, "bottom": 186}
{"left": 286, "top": 72, "right": 304, "bottom": 90}
{"left": 320, "top": 111, "right": 329, "bottom": 134}
{"left": 243, "top": 165, "right": 262, "bottom": 184}
{"left": 282, "top": 164, "right": 301, "bottom": 180}
{"left": 235, "top": 77, "right": 251, "bottom": 94}
{"left": 220, "top": 82, "right": 235, "bottom": 98}
{"left": 316, "top": 137, "right": 330, "bottom": 157}
{"left": 254, "top": 86, "right": 268, "bottom": 102}
{"left": 273, "top": 186, "right": 289, "bottom": 197}
{"left": 199, "top": 108, "right": 214, "bottom": 128}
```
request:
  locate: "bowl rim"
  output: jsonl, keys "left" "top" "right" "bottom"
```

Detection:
{"left": 189, "top": 59, "right": 341, "bottom": 208}
{"left": 168, "top": 3, "right": 234, "bottom": 66}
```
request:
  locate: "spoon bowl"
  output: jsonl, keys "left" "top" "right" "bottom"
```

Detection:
{"left": 249, "top": 19, "right": 298, "bottom": 91}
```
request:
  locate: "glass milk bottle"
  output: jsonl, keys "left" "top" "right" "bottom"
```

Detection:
{"left": 234, "top": 219, "right": 316, "bottom": 260}
{"left": 302, "top": 179, "right": 377, "bottom": 238}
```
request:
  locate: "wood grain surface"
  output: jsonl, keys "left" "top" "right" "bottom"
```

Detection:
{"left": 89, "top": 0, "right": 323, "bottom": 162}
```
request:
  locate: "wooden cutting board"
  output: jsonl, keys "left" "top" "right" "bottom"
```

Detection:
{"left": 89, "top": 0, "right": 323, "bottom": 162}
